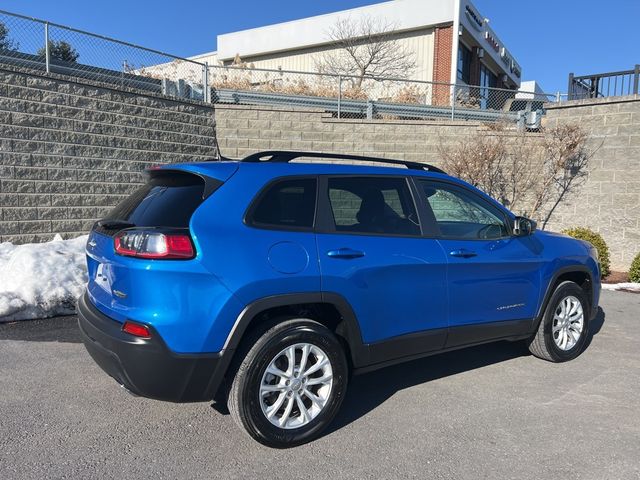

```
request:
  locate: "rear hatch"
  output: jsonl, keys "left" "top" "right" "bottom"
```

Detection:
{"left": 85, "top": 168, "right": 220, "bottom": 323}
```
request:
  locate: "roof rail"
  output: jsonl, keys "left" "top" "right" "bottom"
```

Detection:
{"left": 240, "top": 151, "right": 446, "bottom": 174}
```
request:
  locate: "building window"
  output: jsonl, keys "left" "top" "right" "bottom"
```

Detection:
{"left": 479, "top": 63, "right": 497, "bottom": 89}
{"left": 479, "top": 62, "right": 498, "bottom": 109}
{"left": 457, "top": 43, "right": 472, "bottom": 84}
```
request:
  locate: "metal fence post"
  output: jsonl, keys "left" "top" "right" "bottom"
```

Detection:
{"left": 567, "top": 73, "right": 574, "bottom": 101}
{"left": 203, "top": 62, "right": 209, "bottom": 102}
{"left": 366, "top": 100, "right": 374, "bottom": 119}
{"left": 451, "top": 84, "right": 456, "bottom": 120}
{"left": 337, "top": 75, "right": 342, "bottom": 119}
{"left": 633, "top": 64, "right": 640, "bottom": 95}
{"left": 44, "top": 22, "right": 50, "bottom": 73}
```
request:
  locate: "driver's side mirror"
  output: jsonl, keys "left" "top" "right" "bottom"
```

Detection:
{"left": 514, "top": 216, "right": 536, "bottom": 236}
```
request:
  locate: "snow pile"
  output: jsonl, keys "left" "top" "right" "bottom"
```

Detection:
{"left": 0, "top": 234, "right": 88, "bottom": 322}
{"left": 602, "top": 282, "right": 640, "bottom": 293}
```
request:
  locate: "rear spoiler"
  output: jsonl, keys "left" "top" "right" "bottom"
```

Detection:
{"left": 144, "top": 168, "right": 223, "bottom": 200}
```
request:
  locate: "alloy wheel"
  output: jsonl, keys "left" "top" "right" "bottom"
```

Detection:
{"left": 259, "top": 343, "right": 333, "bottom": 429}
{"left": 552, "top": 295, "right": 584, "bottom": 351}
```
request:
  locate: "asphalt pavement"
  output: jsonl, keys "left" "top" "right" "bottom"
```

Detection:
{"left": 1, "top": 290, "right": 639, "bottom": 479}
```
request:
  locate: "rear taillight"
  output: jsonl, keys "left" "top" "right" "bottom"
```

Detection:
{"left": 114, "top": 230, "right": 195, "bottom": 259}
{"left": 122, "top": 321, "right": 151, "bottom": 338}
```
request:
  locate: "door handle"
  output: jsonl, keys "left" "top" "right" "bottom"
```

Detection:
{"left": 449, "top": 249, "right": 477, "bottom": 258}
{"left": 327, "top": 248, "right": 365, "bottom": 259}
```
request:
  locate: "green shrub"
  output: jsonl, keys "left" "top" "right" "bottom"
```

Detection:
{"left": 563, "top": 227, "right": 610, "bottom": 278}
{"left": 629, "top": 253, "right": 640, "bottom": 283}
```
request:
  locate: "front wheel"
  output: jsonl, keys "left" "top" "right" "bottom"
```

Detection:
{"left": 227, "top": 318, "right": 348, "bottom": 448}
{"left": 528, "top": 281, "right": 590, "bottom": 362}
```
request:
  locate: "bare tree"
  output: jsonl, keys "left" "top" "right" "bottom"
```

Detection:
{"left": 438, "top": 134, "right": 509, "bottom": 203}
{"left": 531, "top": 124, "right": 596, "bottom": 228}
{"left": 438, "top": 123, "right": 597, "bottom": 228}
{"left": 316, "top": 16, "right": 416, "bottom": 88}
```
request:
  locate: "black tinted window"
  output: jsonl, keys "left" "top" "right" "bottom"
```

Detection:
{"left": 327, "top": 177, "right": 420, "bottom": 236}
{"left": 250, "top": 178, "right": 317, "bottom": 229}
{"left": 102, "top": 172, "right": 205, "bottom": 231}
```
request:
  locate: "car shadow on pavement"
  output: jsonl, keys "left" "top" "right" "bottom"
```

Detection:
{"left": 0, "top": 315, "right": 81, "bottom": 343}
{"left": 324, "top": 306, "right": 606, "bottom": 437}
{"left": 2, "top": 305, "right": 606, "bottom": 435}
{"left": 583, "top": 305, "right": 605, "bottom": 349}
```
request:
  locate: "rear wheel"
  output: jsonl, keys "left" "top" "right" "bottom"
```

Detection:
{"left": 227, "top": 318, "right": 348, "bottom": 448}
{"left": 528, "top": 281, "right": 590, "bottom": 362}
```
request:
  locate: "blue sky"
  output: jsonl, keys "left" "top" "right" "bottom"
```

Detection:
{"left": 1, "top": 0, "right": 638, "bottom": 93}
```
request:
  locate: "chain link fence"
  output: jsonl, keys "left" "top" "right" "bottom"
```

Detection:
{"left": 0, "top": 9, "right": 208, "bottom": 100}
{"left": 1, "top": 8, "right": 559, "bottom": 126}
{"left": 0, "top": 10, "right": 48, "bottom": 70}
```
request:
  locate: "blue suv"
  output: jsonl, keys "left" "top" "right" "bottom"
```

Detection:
{"left": 78, "top": 151, "right": 601, "bottom": 447}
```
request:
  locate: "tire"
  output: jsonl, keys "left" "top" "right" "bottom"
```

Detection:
{"left": 528, "top": 281, "right": 590, "bottom": 362}
{"left": 227, "top": 318, "right": 348, "bottom": 448}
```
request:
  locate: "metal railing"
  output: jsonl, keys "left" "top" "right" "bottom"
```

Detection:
{"left": 568, "top": 66, "right": 640, "bottom": 100}
{"left": 0, "top": 8, "right": 557, "bottom": 126}
{"left": 207, "top": 64, "right": 554, "bottom": 126}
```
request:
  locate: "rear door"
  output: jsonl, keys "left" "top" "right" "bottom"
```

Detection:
{"left": 415, "top": 179, "right": 543, "bottom": 345}
{"left": 316, "top": 175, "right": 448, "bottom": 360}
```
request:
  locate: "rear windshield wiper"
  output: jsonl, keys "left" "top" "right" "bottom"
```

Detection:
{"left": 97, "top": 219, "right": 136, "bottom": 229}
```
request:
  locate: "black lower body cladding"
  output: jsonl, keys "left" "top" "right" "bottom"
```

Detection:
{"left": 77, "top": 292, "right": 223, "bottom": 402}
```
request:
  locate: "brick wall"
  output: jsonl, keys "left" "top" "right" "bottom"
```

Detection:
{"left": 432, "top": 24, "right": 453, "bottom": 106}
{"left": 216, "top": 101, "right": 640, "bottom": 270}
{"left": 0, "top": 65, "right": 217, "bottom": 243}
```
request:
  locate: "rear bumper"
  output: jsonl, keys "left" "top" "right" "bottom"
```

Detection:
{"left": 78, "top": 292, "right": 226, "bottom": 402}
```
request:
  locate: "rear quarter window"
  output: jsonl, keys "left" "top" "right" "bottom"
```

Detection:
{"left": 247, "top": 178, "right": 317, "bottom": 230}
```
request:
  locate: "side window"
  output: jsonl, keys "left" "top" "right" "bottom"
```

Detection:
{"left": 419, "top": 181, "right": 508, "bottom": 240}
{"left": 250, "top": 178, "right": 316, "bottom": 229}
{"left": 327, "top": 177, "right": 420, "bottom": 236}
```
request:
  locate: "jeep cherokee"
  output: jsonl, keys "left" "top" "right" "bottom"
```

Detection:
{"left": 78, "top": 151, "right": 601, "bottom": 448}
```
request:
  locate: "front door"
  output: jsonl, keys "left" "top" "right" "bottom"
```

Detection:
{"left": 415, "top": 179, "right": 543, "bottom": 345}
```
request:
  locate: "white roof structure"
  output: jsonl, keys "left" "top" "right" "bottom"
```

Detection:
{"left": 217, "top": 0, "right": 454, "bottom": 60}
{"left": 517, "top": 80, "right": 549, "bottom": 100}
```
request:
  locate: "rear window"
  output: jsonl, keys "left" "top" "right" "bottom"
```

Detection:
{"left": 97, "top": 171, "right": 206, "bottom": 234}
{"left": 248, "top": 178, "right": 317, "bottom": 230}
{"left": 327, "top": 176, "right": 420, "bottom": 236}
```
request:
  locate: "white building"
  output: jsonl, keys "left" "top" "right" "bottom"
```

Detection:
{"left": 517, "top": 80, "right": 548, "bottom": 100}
{"left": 192, "top": 0, "right": 522, "bottom": 91}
